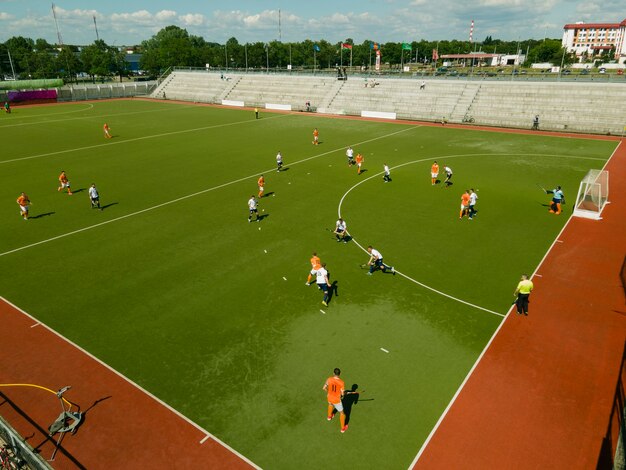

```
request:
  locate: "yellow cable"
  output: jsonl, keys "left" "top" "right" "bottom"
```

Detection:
{"left": 0, "top": 383, "right": 73, "bottom": 410}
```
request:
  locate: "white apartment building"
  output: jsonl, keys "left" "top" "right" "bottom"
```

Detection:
{"left": 562, "top": 19, "right": 626, "bottom": 59}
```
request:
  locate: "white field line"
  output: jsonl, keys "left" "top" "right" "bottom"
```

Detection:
{"left": 0, "top": 102, "right": 197, "bottom": 129}
{"left": 0, "top": 126, "right": 415, "bottom": 258}
{"left": 0, "top": 103, "right": 95, "bottom": 121}
{"left": 408, "top": 139, "right": 622, "bottom": 468}
{"left": 0, "top": 112, "right": 289, "bottom": 165}
{"left": 0, "top": 296, "right": 261, "bottom": 470}
{"left": 339, "top": 151, "right": 610, "bottom": 319}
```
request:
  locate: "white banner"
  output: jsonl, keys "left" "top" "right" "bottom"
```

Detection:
{"left": 265, "top": 103, "right": 292, "bottom": 111}
{"left": 361, "top": 110, "right": 396, "bottom": 120}
{"left": 221, "top": 100, "right": 245, "bottom": 107}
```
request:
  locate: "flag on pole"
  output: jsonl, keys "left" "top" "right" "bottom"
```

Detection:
{"left": 402, "top": 43, "right": 412, "bottom": 51}
{"left": 313, "top": 44, "right": 320, "bottom": 52}
{"left": 370, "top": 42, "right": 380, "bottom": 50}
{"left": 432, "top": 48, "right": 439, "bottom": 60}
{"left": 342, "top": 43, "right": 353, "bottom": 50}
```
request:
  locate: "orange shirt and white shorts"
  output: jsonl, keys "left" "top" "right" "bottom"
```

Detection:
{"left": 310, "top": 255, "right": 321, "bottom": 275}
{"left": 461, "top": 192, "right": 470, "bottom": 210}
{"left": 431, "top": 164, "right": 439, "bottom": 179}
{"left": 325, "top": 376, "right": 345, "bottom": 411}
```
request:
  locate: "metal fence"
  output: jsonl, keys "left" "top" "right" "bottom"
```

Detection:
{"left": 56, "top": 81, "right": 158, "bottom": 102}
{"left": 0, "top": 414, "right": 52, "bottom": 470}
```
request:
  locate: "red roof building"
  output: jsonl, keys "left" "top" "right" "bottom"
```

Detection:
{"left": 562, "top": 20, "right": 626, "bottom": 59}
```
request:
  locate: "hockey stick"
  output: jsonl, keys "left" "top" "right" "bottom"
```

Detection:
{"left": 535, "top": 183, "right": 547, "bottom": 193}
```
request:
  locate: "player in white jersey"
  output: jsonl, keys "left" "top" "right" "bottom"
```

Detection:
{"left": 443, "top": 165, "right": 453, "bottom": 187}
{"left": 88, "top": 183, "right": 102, "bottom": 210}
{"left": 346, "top": 147, "right": 354, "bottom": 166}
{"left": 276, "top": 152, "right": 283, "bottom": 172}
{"left": 316, "top": 263, "right": 332, "bottom": 306}
{"left": 334, "top": 218, "right": 348, "bottom": 243}
{"left": 383, "top": 164, "right": 391, "bottom": 183}
{"left": 248, "top": 195, "right": 259, "bottom": 222}
{"left": 366, "top": 246, "right": 395, "bottom": 275}
{"left": 468, "top": 188, "right": 478, "bottom": 219}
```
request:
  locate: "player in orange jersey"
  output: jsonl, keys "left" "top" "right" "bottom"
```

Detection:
{"left": 460, "top": 190, "right": 471, "bottom": 219}
{"left": 103, "top": 123, "right": 112, "bottom": 139}
{"left": 312, "top": 128, "right": 319, "bottom": 145}
{"left": 431, "top": 161, "right": 439, "bottom": 185}
{"left": 355, "top": 153, "right": 364, "bottom": 174}
{"left": 57, "top": 171, "right": 72, "bottom": 195}
{"left": 307, "top": 252, "right": 322, "bottom": 286}
{"left": 16, "top": 192, "right": 30, "bottom": 220}
{"left": 257, "top": 175, "right": 265, "bottom": 198}
{"left": 323, "top": 368, "right": 348, "bottom": 433}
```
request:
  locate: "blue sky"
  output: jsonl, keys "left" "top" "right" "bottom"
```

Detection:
{"left": 1, "top": 1, "right": 624, "bottom": 46}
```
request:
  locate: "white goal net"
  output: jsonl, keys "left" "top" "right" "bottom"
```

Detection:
{"left": 572, "top": 169, "right": 609, "bottom": 220}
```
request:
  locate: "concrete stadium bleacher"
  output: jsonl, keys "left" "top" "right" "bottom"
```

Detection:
{"left": 151, "top": 70, "right": 626, "bottom": 135}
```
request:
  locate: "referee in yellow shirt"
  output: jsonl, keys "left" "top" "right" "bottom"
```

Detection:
{"left": 514, "top": 274, "right": 534, "bottom": 315}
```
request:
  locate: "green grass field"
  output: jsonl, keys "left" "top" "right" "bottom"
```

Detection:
{"left": 0, "top": 100, "right": 616, "bottom": 469}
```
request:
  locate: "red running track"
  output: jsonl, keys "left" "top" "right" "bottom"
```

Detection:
{"left": 0, "top": 298, "right": 257, "bottom": 470}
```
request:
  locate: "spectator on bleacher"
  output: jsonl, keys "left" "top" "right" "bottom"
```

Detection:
{"left": 532, "top": 115, "right": 539, "bottom": 130}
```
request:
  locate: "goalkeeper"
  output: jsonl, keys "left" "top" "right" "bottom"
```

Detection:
{"left": 546, "top": 186, "right": 565, "bottom": 215}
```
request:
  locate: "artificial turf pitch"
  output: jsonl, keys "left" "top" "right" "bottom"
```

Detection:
{"left": 0, "top": 100, "right": 615, "bottom": 469}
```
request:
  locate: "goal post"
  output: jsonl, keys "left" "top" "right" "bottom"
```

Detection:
{"left": 572, "top": 169, "right": 609, "bottom": 220}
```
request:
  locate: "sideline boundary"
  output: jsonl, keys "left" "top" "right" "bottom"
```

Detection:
{"left": 409, "top": 139, "right": 622, "bottom": 468}
{"left": 0, "top": 296, "right": 261, "bottom": 469}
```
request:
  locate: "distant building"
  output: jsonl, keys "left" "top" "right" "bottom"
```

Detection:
{"left": 562, "top": 19, "right": 626, "bottom": 60}
{"left": 440, "top": 53, "right": 525, "bottom": 67}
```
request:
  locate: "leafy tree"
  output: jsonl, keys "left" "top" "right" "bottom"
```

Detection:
{"left": 80, "top": 39, "right": 117, "bottom": 81}
{"left": 140, "top": 26, "right": 206, "bottom": 74}
{"left": 4, "top": 36, "right": 35, "bottom": 77}
{"left": 56, "top": 45, "right": 82, "bottom": 82}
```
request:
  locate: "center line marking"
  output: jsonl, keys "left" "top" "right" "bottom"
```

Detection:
{"left": 1, "top": 125, "right": 415, "bottom": 257}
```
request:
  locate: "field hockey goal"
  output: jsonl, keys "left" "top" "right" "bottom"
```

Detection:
{"left": 572, "top": 169, "right": 609, "bottom": 220}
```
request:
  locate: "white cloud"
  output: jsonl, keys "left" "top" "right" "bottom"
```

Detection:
{"left": 155, "top": 10, "right": 177, "bottom": 21}
{"left": 110, "top": 10, "right": 153, "bottom": 24}
{"left": 53, "top": 6, "right": 98, "bottom": 19}
{"left": 179, "top": 13, "right": 204, "bottom": 26}
{"left": 0, "top": 12, "right": 13, "bottom": 20}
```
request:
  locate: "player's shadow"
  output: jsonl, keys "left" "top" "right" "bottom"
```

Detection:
{"left": 263, "top": 192, "right": 275, "bottom": 198}
{"left": 100, "top": 202, "right": 118, "bottom": 211}
{"left": 257, "top": 213, "right": 270, "bottom": 222}
{"left": 278, "top": 167, "right": 290, "bottom": 172}
{"left": 72, "top": 188, "right": 86, "bottom": 194}
{"left": 30, "top": 212, "right": 55, "bottom": 219}
{"left": 435, "top": 179, "right": 441, "bottom": 185}
{"left": 328, "top": 281, "right": 338, "bottom": 301}
{"left": 359, "top": 169, "right": 368, "bottom": 175}
{"left": 444, "top": 181, "right": 453, "bottom": 187}
{"left": 331, "top": 384, "right": 372, "bottom": 425}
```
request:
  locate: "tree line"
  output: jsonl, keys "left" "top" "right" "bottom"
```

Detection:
{"left": 0, "top": 25, "right": 575, "bottom": 81}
